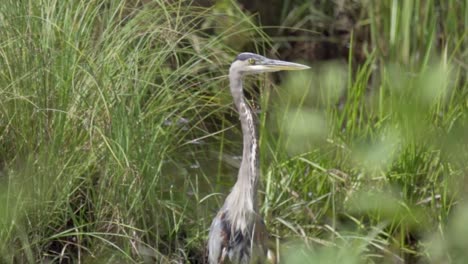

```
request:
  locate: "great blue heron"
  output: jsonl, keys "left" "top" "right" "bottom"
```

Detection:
{"left": 207, "top": 53, "right": 309, "bottom": 264}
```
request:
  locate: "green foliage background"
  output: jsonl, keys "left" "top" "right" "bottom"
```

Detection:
{"left": 0, "top": 0, "right": 466, "bottom": 263}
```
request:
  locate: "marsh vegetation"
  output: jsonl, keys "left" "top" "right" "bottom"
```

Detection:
{"left": 0, "top": 0, "right": 467, "bottom": 263}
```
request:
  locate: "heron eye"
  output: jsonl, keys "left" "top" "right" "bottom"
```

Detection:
{"left": 248, "top": 58, "right": 256, "bottom": 65}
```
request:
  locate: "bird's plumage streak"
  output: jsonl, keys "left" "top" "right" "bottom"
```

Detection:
{"left": 208, "top": 53, "right": 309, "bottom": 264}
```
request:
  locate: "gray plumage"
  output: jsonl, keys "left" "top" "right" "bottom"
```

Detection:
{"left": 208, "top": 53, "right": 309, "bottom": 264}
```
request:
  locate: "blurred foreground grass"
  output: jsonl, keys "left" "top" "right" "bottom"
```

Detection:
{"left": 0, "top": 0, "right": 467, "bottom": 263}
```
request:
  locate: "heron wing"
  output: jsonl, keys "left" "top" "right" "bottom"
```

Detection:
{"left": 208, "top": 211, "right": 230, "bottom": 264}
{"left": 248, "top": 216, "right": 269, "bottom": 263}
{"left": 208, "top": 212, "right": 273, "bottom": 264}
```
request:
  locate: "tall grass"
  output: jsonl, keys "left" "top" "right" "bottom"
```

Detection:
{"left": 0, "top": 0, "right": 266, "bottom": 262}
{"left": 260, "top": 1, "right": 468, "bottom": 263}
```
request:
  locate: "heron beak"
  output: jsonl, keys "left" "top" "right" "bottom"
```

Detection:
{"left": 264, "top": 59, "right": 310, "bottom": 71}
{"left": 247, "top": 59, "right": 310, "bottom": 73}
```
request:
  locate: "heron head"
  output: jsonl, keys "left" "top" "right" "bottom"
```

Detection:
{"left": 230, "top": 52, "right": 310, "bottom": 75}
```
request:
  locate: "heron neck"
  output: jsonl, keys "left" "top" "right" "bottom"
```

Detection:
{"left": 228, "top": 72, "right": 260, "bottom": 212}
